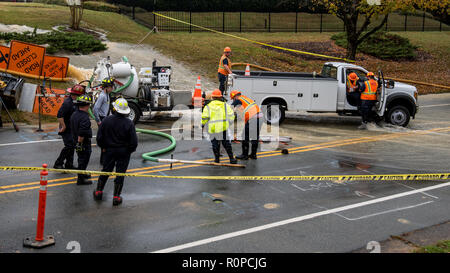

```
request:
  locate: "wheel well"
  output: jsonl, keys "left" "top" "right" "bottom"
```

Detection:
{"left": 386, "top": 97, "right": 415, "bottom": 117}
{"left": 261, "top": 97, "right": 288, "bottom": 110}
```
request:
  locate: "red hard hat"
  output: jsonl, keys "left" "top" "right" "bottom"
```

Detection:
{"left": 230, "top": 90, "right": 241, "bottom": 99}
{"left": 67, "top": 84, "right": 85, "bottom": 95}
{"left": 367, "top": 72, "right": 375, "bottom": 77}
{"left": 224, "top": 47, "right": 231, "bottom": 53}
{"left": 211, "top": 89, "right": 222, "bottom": 98}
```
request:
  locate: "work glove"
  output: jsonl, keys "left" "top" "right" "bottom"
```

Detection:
{"left": 75, "top": 142, "right": 84, "bottom": 152}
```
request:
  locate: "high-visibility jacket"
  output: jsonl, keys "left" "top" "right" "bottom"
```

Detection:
{"left": 218, "top": 54, "right": 231, "bottom": 76}
{"left": 346, "top": 76, "right": 359, "bottom": 92}
{"left": 202, "top": 100, "right": 235, "bottom": 134}
{"left": 236, "top": 95, "right": 261, "bottom": 123}
{"left": 361, "top": 79, "right": 378, "bottom": 101}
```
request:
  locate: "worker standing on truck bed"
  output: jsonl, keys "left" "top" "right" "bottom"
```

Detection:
{"left": 218, "top": 47, "right": 233, "bottom": 95}
{"left": 93, "top": 77, "right": 114, "bottom": 165}
{"left": 202, "top": 89, "right": 237, "bottom": 164}
{"left": 230, "top": 90, "right": 263, "bottom": 160}
{"left": 71, "top": 94, "right": 94, "bottom": 185}
{"left": 358, "top": 72, "right": 379, "bottom": 129}
{"left": 94, "top": 98, "right": 138, "bottom": 206}
{"left": 53, "top": 84, "right": 85, "bottom": 170}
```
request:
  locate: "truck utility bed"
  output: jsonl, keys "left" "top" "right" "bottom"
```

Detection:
{"left": 233, "top": 70, "right": 335, "bottom": 80}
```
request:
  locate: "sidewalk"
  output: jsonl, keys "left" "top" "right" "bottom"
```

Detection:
{"left": 353, "top": 221, "right": 450, "bottom": 253}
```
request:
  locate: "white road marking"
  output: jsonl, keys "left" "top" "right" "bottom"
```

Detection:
{"left": 152, "top": 182, "right": 450, "bottom": 253}
{"left": 0, "top": 128, "right": 183, "bottom": 147}
{"left": 335, "top": 201, "right": 434, "bottom": 221}
{"left": 420, "top": 104, "right": 450, "bottom": 108}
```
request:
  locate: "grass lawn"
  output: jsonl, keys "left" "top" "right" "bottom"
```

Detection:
{"left": 414, "top": 240, "right": 450, "bottom": 253}
{"left": 1, "top": 2, "right": 449, "bottom": 95}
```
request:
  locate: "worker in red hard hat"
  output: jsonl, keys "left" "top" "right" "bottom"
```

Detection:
{"left": 218, "top": 47, "right": 233, "bottom": 95}
{"left": 201, "top": 89, "right": 237, "bottom": 164}
{"left": 53, "top": 84, "right": 86, "bottom": 170}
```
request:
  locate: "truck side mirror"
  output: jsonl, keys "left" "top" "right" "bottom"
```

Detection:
{"left": 386, "top": 79, "right": 395, "bottom": 88}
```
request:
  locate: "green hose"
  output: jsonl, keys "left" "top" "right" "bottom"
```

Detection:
{"left": 136, "top": 128, "right": 177, "bottom": 162}
{"left": 88, "top": 108, "right": 177, "bottom": 163}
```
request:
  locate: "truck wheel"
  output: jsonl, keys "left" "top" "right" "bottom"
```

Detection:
{"left": 386, "top": 105, "right": 410, "bottom": 127}
{"left": 128, "top": 103, "right": 141, "bottom": 124}
{"left": 264, "top": 102, "right": 285, "bottom": 125}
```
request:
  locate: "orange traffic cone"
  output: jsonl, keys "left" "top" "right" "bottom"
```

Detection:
{"left": 192, "top": 76, "right": 203, "bottom": 108}
{"left": 245, "top": 64, "right": 250, "bottom": 76}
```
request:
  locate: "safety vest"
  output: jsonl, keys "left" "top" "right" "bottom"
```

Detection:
{"left": 361, "top": 79, "right": 378, "bottom": 101}
{"left": 218, "top": 55, "right": 231, "bottom": 76}
{"left": 236, "top": 95, "right": 261, "bottom": 123}
{"left": 202, "top": 100, "right": 235, "bottom": 134}
{"left": 346, "top": 76, "right": 359, "bottom": 92}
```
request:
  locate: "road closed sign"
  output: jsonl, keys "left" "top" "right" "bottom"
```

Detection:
{"left": 32, "top": 87, "right": 66, "bottom": 117}
{"left": 0, "top": 45, "right": 10, "bottom": 70}
{"left": 7, "top": 40, "right": 46, "bottom": 76}
{"left": 42, "top": 55, "right": 69, "bottom": 79}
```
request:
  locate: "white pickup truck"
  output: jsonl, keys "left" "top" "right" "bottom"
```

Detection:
{"left": 226, "top": 62, "right": 418, "bottom": 127}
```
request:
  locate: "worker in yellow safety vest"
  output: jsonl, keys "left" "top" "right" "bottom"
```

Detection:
{"left": 358, "top": 72, "right": 379, "bottom": 129}
{"left": 202, "top": 89, "right": 237, "bottom": 164}
{"left": 230, "top": 90, "right": 263, "bottom": 160}
{"left": 217, "top": 47, "right": 233, "bottom": 95}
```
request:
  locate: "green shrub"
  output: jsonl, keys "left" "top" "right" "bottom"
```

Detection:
{"left": 0, "top": 30, "right": 107, "bottom": 55}
{"left": 83, "top": 1, "right": 120, "bottom": 13}
{"left": 331, "top": 31, "right": 418, "bottom": 60}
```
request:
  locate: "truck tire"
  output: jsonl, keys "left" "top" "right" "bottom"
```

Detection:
{"left": 128, "top": 102, "right": 141, "bottom": 124}
{"left": 385, "top": 105, "right": 410, "bottom": 127}
{"left": 264, "top": 102, "right": 285, "bottom": 125}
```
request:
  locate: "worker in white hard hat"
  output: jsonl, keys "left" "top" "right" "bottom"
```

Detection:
{"left": 94, "top": 97, "right": 138, "bottom": 206}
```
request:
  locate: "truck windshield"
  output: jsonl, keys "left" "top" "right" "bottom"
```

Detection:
{"left": 321, "top": 65, "right": 338, "bottom": 79}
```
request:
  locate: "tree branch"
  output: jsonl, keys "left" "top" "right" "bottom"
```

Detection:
{"left": 357, "top": 13, "right": 389, "bottom": 45}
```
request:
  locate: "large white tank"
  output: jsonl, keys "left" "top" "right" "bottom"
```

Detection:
{"left": 94, "top": 56, "right": 140, "bottom": 97}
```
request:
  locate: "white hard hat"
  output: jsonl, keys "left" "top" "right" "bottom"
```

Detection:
{"left": 113, "top": 98, "right": 131, "bottom": 115}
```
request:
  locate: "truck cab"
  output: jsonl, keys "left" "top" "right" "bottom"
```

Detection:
{"left": 227, "top": 62, "right": 418, "bottom": 127}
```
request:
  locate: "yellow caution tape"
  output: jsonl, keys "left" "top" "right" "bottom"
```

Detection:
{"left": 1, "top": 166, "right": 449, "bottom": 182}
{"left": 153, "top": 12, "right": 355, "bottom": 63}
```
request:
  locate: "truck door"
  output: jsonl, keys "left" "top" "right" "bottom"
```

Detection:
{"left": 309, "top": 79, "right": 338, "bottom": 112}
{"left": 376, "top": 70, "right": 387, "bottom": 117}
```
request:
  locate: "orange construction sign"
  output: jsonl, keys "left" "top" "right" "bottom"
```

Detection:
{"left": 7, "top": 40, "right": 46, "bottom": 77}
{"left": 32, "top": 87, "right": 67, "bottom": 117}
{"left": 0, "top": 45, "right": 9, "bottom": 70}
{"left": 42, "top": 55, "right": 69, "bottom": 79}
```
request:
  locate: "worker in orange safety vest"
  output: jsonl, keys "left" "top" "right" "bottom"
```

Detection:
{"left": 230, "top": 90, "right": 263, "bottom": 160}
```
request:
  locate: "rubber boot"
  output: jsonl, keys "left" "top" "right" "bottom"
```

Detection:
{"left": 212, "top": 146, "right": 220, "bottom": 163}
{"left": 236, "top": 142, "right": 249, "bottom": 160}
{"left": 224, "top": 143, "right": 237, "bottom": 164}
{"left": 113, "top": 182, "right": 123, "bottom": 206}
{"left": 93, "top": 177, "right": 107, "bottom": 201}
{"left": 77, "top": 174, "right": 92, "bottom": 185}
{"left": 249, "top": 141, "right": 258, "bottom": 159}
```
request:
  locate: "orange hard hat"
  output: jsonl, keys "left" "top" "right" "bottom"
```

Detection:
{"left": 348, "top": 72, "right": 358, "bottom": 81}
{"left": 223, "top": 47, "right": 231, "bottom": 53}
{"left": 367, "top": 72, "right": 375, "bottom": 77}
{"left": 230, "top": 90, "right": 241, "bottom": 99}
{"left": 211, "top": 89, "right": 223, "bottom": 98}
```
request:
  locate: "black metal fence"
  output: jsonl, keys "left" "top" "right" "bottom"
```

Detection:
{"left": 118, "top": 7, "right": 449, "bottom": 33}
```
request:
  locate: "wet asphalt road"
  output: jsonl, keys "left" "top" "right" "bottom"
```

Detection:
{"left": 0, "top": 93, "right": 449, "bottom": 253}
